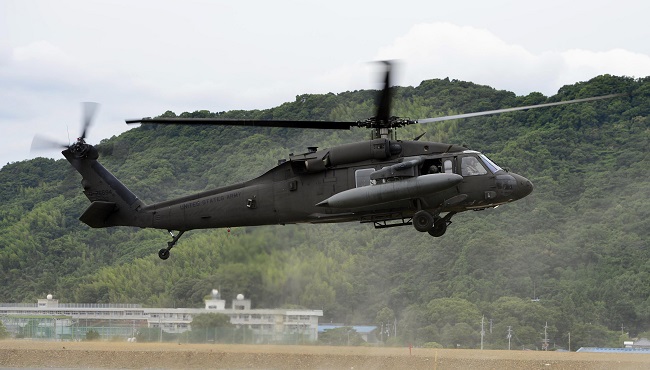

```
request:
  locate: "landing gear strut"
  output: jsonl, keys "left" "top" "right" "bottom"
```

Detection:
{"left": 159, "top": 230, "right": 185, "bottom": 260}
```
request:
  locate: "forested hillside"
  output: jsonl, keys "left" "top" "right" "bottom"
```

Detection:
{"left": 0, "top": 75, "right": 648, "bottom": 349}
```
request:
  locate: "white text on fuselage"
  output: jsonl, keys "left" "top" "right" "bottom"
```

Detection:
{"left": 179, "top": 192, "right": 242, "bottom": 210}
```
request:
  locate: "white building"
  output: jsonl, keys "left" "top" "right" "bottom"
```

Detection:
{"left": 0, "top": 292, "right": 322, "bottom": 343}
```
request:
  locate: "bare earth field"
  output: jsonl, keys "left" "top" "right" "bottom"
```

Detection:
{"left": 1, "top": 340, "right": 650, "bottom": 369}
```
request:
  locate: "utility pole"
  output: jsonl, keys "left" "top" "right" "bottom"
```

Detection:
{"left": 568, "top": 331, "right": 571, "bottom": 352}
{"left": 481, "top": 316, "right": 485, "bottom": 349}
{"left": 507, "top": 326, "right": 512, "bottom": 350}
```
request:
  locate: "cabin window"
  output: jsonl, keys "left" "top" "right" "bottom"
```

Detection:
{"left": 355, "top": 168, "right": 375, "bottom": 187}
{"left": 443, "top": 159, "right": 453, "bottom": 174}
{"left": 423, "top": 159, "right": 443, "bottom": 174}
{"left": 461, "top": 156, "right": 488, "bottom": 176}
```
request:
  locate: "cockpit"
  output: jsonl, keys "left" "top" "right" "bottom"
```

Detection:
{"left": 461, "top": 156, "right": 487, "bottom": 176}
{"left": 457, "top": 151, "right": 533, "bottom": 204}
{"left": 460, "top": 152, "right": 503, "bottom": 177}
{"left": 354, "top": 151, "right": 510, "bottom": 188}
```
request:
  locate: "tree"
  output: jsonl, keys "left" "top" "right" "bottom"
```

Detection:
{"left": 190, "top": 313, "right": 233, "bottom": 330}
{"left": 489, "top": 297, "right": 558, "bottom": 333}
{"left": 397, "top": 305, "right": 430, "bottom": 345}
{"left": 85, "top": 329, "right": 100, "bottom": 341}
{"left": 189, "top": 313, "right": 234, "bottom": 343}
{"left": 375, "top": 307, "right": 396, "bottom": 340}
{"left": 0, "top": 321, "right": 10, "bottom": 339}
{"left": 570, "top": 323, "right": 619, "bottom": 349}
{"left": 440, "top": 322, "right": 479, "bottom": 349}
{"left": 318, "top": 327, "right": 364, "bottom": 346}
{"left": 136, "top": 327, "right": 161, "bottom": 342}
{"left": 425, "top": 298, "right": 481, "bottom": 330}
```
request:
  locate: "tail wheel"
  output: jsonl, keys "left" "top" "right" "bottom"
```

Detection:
{"left": 158, "top": 248, "right": 170, "bottom": 260}
{"left": 413, "top": 210, "right": 435, "bottom": 232}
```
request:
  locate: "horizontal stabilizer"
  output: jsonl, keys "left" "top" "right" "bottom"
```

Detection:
{"left": 79, "top": 201, "right": 117, "bottom": 228}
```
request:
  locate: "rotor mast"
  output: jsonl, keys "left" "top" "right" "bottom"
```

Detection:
{"left": 375, "top": 127, "right": 393, "bottom": 140}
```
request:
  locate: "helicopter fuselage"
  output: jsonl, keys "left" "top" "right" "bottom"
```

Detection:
{"left": 144, "top": 140, "right": 532, "bottom": 230}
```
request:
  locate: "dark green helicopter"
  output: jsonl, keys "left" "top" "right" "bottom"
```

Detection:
{"left": 43, "top": 62, "right": 621, "bottom": 260}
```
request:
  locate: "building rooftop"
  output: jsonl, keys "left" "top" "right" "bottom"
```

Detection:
{"left": 318, "top": 324, "right": 377, "bottom": 334}
{"left": 577, "top": 347, "right": 650, "bottom": 353}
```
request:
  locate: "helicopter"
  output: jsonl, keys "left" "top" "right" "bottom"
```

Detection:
{"left": 45, "top": 62, "right": 622, "bottom": 260}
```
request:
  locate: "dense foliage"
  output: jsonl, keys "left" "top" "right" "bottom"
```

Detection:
{"left": 0, "top": 75, "right": 648, "bottom": 350}
{"left": 85, "top": 329, "right": 100, "bottom": 341}
{"left": 190, "top": 313, "right": 233, "bottom": 330}
{"left": 0, "top": 321, "right": 8, "bottom": 339}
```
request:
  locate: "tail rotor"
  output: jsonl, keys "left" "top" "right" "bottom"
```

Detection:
{"left": 30, "top": 102, "right": 100, "bottom": 158}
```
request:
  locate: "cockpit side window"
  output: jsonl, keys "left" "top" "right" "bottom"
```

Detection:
{"left": 461, "top": 156, "right": 488, "bottom": 176}
{"left": 443, "top": 159, "right": 453, "bottom": 174}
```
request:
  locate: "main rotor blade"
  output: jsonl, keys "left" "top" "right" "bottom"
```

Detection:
{"left": 80, "top": 102, "right": 100, "bottom": 140}
{"left": 126, "top": 118, "right": 356, "bottom": 130}
{"left": 376, "top": 61, "right": 392, "bottom": 124}
{"left": 417, "top": 93, "right": 625, "bottom": 124}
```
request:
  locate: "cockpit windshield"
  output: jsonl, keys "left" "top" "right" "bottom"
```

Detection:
{"left": 479, "top": 154, "right": 503, "bottom": 173}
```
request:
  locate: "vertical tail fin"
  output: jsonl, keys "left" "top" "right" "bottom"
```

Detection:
{"left": 63, "top": 145, "right": 150, "bottom": 228}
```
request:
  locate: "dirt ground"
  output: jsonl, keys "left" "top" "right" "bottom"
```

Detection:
{"left": 1, "top": 340, "right": 650, "bottom": 369}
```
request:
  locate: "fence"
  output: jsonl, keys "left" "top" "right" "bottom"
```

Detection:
{"left": 1, "top": 317, "right": 314, "bottom": 344}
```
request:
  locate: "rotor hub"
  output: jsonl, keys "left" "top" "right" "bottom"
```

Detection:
{"left": 359, "top": 116, "right": 417, "bottom": 139}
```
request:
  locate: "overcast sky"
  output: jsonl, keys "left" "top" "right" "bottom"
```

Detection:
{"left": 1, "top": 0, "right": 649, "bottom": 167}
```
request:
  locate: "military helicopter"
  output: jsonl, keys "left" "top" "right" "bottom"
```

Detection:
{"left": 43, "top": 62, "right": 621, "bottom": 260}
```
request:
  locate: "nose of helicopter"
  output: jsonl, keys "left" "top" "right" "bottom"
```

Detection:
{"left": 511, "top": 173, "right": 534, "bottom": 200}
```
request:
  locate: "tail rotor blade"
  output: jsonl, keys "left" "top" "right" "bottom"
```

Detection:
{"left": 30, "top": 135, "right": 68, "bottom": 154}
{"left": 80, "top": 102, "right": 100, "bottom": 140}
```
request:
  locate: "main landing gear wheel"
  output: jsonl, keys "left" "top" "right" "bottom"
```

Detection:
{"left": 413, "top": 210, "right": 435, "bottom": 232}
{"left": 428, "top": 212, "right": 455, "bottom": 237}
{"left": 428, "top": 220, "right": 447, "bottom": 237}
